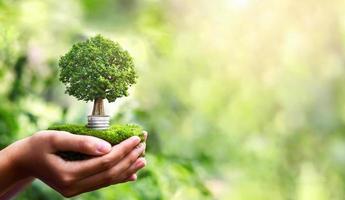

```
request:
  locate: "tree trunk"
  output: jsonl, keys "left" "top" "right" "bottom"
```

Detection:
{"left": 92, "top": 98, "right": 105, "bottom": 116}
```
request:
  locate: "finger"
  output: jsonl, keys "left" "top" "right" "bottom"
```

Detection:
{"left": 70, "top": 157, "right": 146, "bottom": 195}
{"left": 70, "top": 145, "right": 145, "bottom": 193}
{"left": 121, "top": 173, "right": 137, "bottom": 182}
{"left": 143, "top": 131, "right": 148, "bottom": 141}
{"left": 63, "top": 136, "right": 141, "bottom": 180}
{"left": 111, "top": 143, "right": 146, "bottom": 175}
{"left": 49, "top": 131, "right": 111, "bottom": 156}
{"left": 128, "top": 173, "right": 137, "bottom": 181}
{"left": 141, "top": 131, "right": 148, "bottom": 156}
{"left": 117, "top": 157, "right": 146, "bottom": 182}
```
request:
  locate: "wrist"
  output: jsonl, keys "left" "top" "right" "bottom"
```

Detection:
{"left": 0, "top": 138, "right": 33, "bottom": 191}
{"left": 0, "top": 138, "right": 35, "bottom": 197}
{"left": 6, "top": 138, "right": 33, "bottom": 179}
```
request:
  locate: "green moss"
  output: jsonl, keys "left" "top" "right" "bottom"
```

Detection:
{"left": 48, "top": 124, "right": 144, "bottom": 161}
{"left": 48, "top": 124, "right": 144, "bottom": 145}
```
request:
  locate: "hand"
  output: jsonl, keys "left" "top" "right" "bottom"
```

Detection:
{"left": 0, "top": 130, "right": 148, "bottom": 198}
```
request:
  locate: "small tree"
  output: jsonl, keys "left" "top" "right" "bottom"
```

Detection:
{"left": 59, "top": 35, "right": 137, "bottom": 116}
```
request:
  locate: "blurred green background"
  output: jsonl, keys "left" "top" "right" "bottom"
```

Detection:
{"left": 1, "top": 0, "right": 345, "bottom": 199}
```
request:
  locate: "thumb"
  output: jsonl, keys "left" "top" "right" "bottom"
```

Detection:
{"left": 49, "top": 131, "right": 111, "bottom": 156}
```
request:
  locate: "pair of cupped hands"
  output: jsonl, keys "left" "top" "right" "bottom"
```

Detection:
{"left": 0, "top": 130, "right": 147, "bottom": 198}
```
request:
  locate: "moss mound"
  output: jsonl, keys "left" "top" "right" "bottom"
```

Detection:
{"left": 48, "top": 124, "right": 144, "bottom": 160}
{"left": 48, "top": 124, "right": 144, "bottom": 145}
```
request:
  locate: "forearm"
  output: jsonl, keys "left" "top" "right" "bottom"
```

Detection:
{"left": 0, "top": 140, "right": 31, "bottom": 197}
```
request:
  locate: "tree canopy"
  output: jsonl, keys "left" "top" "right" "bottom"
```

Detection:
{"left": 59, "top": 35, "right": 137, "bottom": 102}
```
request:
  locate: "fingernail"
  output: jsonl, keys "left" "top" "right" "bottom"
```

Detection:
{"left": 143, "top": 131, "right": 148, "bottom": 137}
{"left": 136, "top": 158, "right": 146, "bottom": 168}
{"left": 131, "top": 174, "right": 137, "bottom": 181}
{"left": 97, "top": 141, "right": 111, "bottom": 154}
{"left": 135, "top": 143, "right": 144, "bottom": 150}
{"left": 131, "top": 136, "right": 141, "bottom": 143}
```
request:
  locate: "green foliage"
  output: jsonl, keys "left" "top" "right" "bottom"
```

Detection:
{"left": 48, "top": 124, "right": 144, "bottom": 145}
{"left": 59, "top": 35, "right": 137, "bottom": 102}
{"left": 0, "top": 103, "right": 19, "bottom": 149}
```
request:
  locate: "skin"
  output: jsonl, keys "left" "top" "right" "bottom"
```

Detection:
{"left": 0, "top": 130, "right": 148, "bottom": 199}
